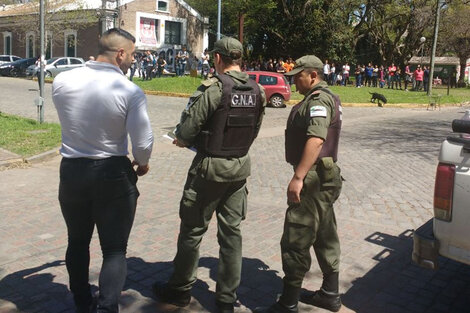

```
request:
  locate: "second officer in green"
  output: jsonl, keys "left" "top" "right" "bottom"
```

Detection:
{"left": 260, "top": 55, "right": 343, "bottom": 313}
{"left": 153, "top": 37, "right": 266, "bottom": 313}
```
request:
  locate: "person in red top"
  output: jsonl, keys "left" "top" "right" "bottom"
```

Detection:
{"left": 414, "top": 65, "right": 424, "bottom": 91}
{"left": 388, "top": 63, "right": 397, "bottom": 89}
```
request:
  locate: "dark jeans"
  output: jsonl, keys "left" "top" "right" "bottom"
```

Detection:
{"left": 129, "top": 67, "right": 136, "bottom": 81}
{"left": 59, "top": 156, "right": 139, "bottom": 313}
{"left": 145, "top": 66, "right": 153, "bottom": 80}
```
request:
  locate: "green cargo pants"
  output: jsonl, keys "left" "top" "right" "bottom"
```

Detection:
{"left": 281, "top": 163, "right": 342, "bottom": 289}
{"left": 168, "top": 172, "right": 247, "bottom": 304}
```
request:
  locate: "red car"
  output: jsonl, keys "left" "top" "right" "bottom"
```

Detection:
{"left": 247, "top": 71, "right": 291, "bottom": 108}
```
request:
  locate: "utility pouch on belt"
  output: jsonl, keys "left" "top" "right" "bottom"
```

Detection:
{"left": 317, "top": 157, "right": 335, "bottom": 185}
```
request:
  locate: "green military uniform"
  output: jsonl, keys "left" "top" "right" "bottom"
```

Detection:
{"left": 281, "top": 80, "right": 342, "bottom": 290}
{"left": 167, "top": 70, "right": 266, "bottom": 304}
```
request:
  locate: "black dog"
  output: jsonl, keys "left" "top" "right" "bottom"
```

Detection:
{"left": 370, "top": 92, "right": 387, "bottom": 107}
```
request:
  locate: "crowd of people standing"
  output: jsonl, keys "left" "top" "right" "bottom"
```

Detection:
{"left": 322, "top": 60, "right": 435, "bottom": 92}
{"left": 127, "top": 48, "right": 449, "bottom": 94}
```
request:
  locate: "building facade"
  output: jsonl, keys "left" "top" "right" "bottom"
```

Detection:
{"left": 0, "top": 0, "right": 208, "bottom": 71}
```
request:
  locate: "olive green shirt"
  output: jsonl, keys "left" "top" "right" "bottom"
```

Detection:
{"left": 293, "top": 81, "right": 335, "bottom": 140}
{"left": 175, "top": 70, "right": 266, "bottom": 182}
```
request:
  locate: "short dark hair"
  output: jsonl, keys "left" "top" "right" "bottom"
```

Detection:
{"left": 98, "top": 28, "right": 135, "bottom": 54}
{"left": 219, "top": 51, "right": 242, "bottom": 66}
{"left": 104, "top": 28, "right": 135, "bottom": 43}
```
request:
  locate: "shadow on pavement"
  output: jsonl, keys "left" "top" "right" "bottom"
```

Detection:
{"left": 122, "top": 256, "right": 282, "bottom": 312}
{"left": 341, "top": 230, "right": 470, "bottom": 313}
{"left": 0, "top": 256, "right": 282, "bottom": 313}
{"left": 0, "top": 260, "right": 73, "bottom": 312}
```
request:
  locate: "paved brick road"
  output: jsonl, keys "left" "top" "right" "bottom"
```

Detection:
{"left": 1, "top": 77, "right": 470, "bottom": 313}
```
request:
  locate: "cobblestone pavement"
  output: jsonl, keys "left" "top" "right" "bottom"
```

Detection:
{"left": 1, "top": 77, "right": 470, "bottom": 313}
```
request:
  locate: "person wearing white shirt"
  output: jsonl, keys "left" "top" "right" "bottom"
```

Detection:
{"left": 342, "top": 63, "right": 350, "bottom": 86}
{"left": 323, "top": 59, "right": 330, "bottom": 81}
{"left": 52, "top": 28, "right": 153, "bottom": 313}
{"left": 201, "top": 48, "right": 210, "bottom": 79}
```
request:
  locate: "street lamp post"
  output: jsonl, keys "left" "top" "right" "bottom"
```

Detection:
{"left": 38, "top": 0, "right": 45, "bottom": 123}
{"left": 217, "top": 0, "right": 221, "bottom": 40}
{"left": 428, "top": 0, "right": 443, "bottom": 96}
{"left": 420, "top": 36, "right": 426, "bottom": 67}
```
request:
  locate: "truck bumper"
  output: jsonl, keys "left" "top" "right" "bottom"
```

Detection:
{"left": 412, "top": 218, "right": 439, "bottom": 270}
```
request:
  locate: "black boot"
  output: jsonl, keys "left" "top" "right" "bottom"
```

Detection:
{"left": 254, "top": 301, "right": 298, "bottom": 313}
{"left": 216, "top": 300, "right": 234, "bottom": 313}
{"left": 152, "top": 282, "right": 191, "bottom": 307}
{"left": 300, "top": 288, "right": 342, "bottom": 312}
{"left": 254, "top": 284, "right": 299, "bottom": 313}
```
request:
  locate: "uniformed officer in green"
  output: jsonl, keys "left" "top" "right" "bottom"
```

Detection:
{"left": 260, "top": 55, "right": 343, "bottom": 313}
{"left": 153, "top": 37, "right": 266, "bottom": 313}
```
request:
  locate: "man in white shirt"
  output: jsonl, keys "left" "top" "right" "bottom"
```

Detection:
{"left": 52, "top": 28, "right": 154, "bottom": 313}
{"left": 201, "top": 48, "right": 210, "bottom": 79}
{"left": 323, "top": 59, "right": 330, "bottom": 81}
{"left": 342, "top": 63, "right": 350, "bottom": 86}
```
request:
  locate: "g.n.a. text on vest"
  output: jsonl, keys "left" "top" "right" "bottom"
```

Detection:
{"left": 231, "top": 93, "right": 257, "bottom": 107}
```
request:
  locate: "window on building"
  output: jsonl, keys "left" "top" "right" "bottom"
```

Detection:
{"left": 26, "top": 32, "right": 35, "bottom": 58}
{"left": 3, "top": 32, "right": 12, "bottom": 55}
{"left": 157, "top": 0, "right": 169, "bottom": 12}
{"left": 164, "top": 21, "right": 181, "bottom": 45}
{"left": 64, "top": 31, "right": 77, "bottom": 57}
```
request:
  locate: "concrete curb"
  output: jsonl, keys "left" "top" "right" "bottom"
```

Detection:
{"left": 25, "top": 147, "right": 60, "bottom": 164}
{"left": 0, "top": 158, "right": 24, "bottom": 169}
{"left": 0, "top": 147, "right": 60, "bottom": 169}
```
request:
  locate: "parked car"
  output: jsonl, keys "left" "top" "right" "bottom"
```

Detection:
{"left": 413, "top": 110, "right": 470, "bottom": 269}
{"left": 26, "top": 63, "right": 38, "bottom": 77}
{"left": 0, "top": 55, "right": 21, "bottom": 65}
{"left": 0, "top": 58, "right": 37, "bottom": 77}
{"left": 41, "top": 57, "right": 85, "bottom": 77}
{"left": 247, "top": 71, "right": 291, "bottom": 108}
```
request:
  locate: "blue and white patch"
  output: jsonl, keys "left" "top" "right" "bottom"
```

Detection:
{"left": 310, "top": 105, "right": 327, "bottom": 118}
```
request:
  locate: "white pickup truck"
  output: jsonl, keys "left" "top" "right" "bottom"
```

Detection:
{"left": 413, "top": 111, "right": 470, "bottom": 269}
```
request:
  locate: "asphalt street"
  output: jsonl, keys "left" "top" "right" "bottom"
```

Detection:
{"left": 1, "top": 76, "right": 470, "bottom": 313}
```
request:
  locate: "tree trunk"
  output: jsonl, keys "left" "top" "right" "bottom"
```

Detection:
{"left": 458, "top": 56, "right": 467, "bottom": 87}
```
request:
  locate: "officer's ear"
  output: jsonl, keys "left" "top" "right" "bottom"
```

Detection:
{"left": 310, "top": 70, "right": 318, "bottom": 80}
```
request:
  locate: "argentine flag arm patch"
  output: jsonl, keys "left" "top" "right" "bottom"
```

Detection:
{"left": 310, "top": 105, "right": 327, "bottom": 118}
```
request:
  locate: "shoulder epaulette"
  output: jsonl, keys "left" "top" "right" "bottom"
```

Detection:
{"left": 201, "top": 77, "right": 219, "bottom": 87}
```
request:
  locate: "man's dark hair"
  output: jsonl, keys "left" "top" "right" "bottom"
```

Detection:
{"left": 104, "top": 28, "right": 135, "bottom": 43}
{"left": 98, "top": 28, "right": 135, "bottom": 55}
{"left": 219, "top": 51, "right": 242, "bottom": 66}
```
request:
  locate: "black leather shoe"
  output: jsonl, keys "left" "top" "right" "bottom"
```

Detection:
{"left": 216, "top": 300, "right": 234, "bottom": 313}
{"left": 152, "top": 282, "right": 191, "bottom": 307}
{"left": 75, "top": 298, "right": 96, "bottom": 313}
{"left": 300, "top": 288, "right": 341, "bottom": 312}
{"left": 253, "top": 301, "right": 298, "bottom": 313}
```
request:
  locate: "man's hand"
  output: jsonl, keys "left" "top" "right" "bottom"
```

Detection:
{"left": 132, "top": 160, "right": 149, "bottom": 176}
{"left": 287, "top": 175, "right": 303, "bottom": 203}
{"left": 173, "top": 138, "right": 187, "bottom": 148}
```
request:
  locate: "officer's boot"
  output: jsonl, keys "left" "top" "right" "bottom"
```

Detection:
{"left": 300, "top": 272, "right": 341, "bottom": 312}
{"left": 255, "top": 284, "right": 299, "bottom": 313}
{"left": 152, "top": 282, "right": 191, "bottom": 307}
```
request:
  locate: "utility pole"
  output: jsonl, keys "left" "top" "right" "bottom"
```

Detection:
{"left": 217, "top": 0, "right": 221, "bottom": 40}
{"left": 238, "top": 12, "right": 244, "bottom": 44}
{"left": 428, "top": 0, "right": 442, "bottom": 96}
{"left": 38, "top": 0, "right": 45, "bottom": 123}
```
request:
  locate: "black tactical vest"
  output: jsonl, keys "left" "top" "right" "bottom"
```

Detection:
{"left": 196, "top": 73, "right": 263, "bottom": 158}
{"left": 285, "top": 88, "right": 342, "bottom": 165}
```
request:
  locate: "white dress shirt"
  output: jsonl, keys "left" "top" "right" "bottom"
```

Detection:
{"left": 52, "top": 61, "right": 154, "bottom": 165}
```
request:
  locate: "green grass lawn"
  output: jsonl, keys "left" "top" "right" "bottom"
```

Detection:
{"left": 0, "top": 113, "right": 61, "bottom": 157}
{"left": 133, "top": 76, "right": 469, "bottom": 104}
{"left": 134, "top": 75, "right": 206, "bottom": 94}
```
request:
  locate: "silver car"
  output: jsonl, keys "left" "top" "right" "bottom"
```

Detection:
{"left": 0, "top": 55, "right": 21, "bottom": 65}
{"left": 44, "top": 57, "right": 85, "bottom": 77}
